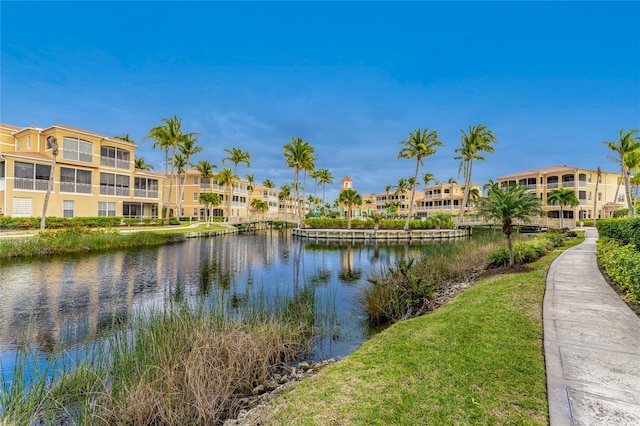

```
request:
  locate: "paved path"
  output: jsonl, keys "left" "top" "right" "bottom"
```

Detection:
{"left": 544, "top": 228, "right": 640, "bottom": 425}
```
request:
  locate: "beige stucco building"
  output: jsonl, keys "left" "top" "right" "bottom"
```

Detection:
{"left": 1, "top": 123, "right": 163, "bottom": 219}
{"left": 497, "top": 165, "right": 624, "bottom": 220}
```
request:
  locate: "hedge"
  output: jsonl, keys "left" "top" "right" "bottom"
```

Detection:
{"left": 596, "top": 237, "right": 640, "bottom": 301}
{"left": 487, "top": 232, "right": 566, "bottom": 268}
{"left": 596, "top": 218, "right": 640, "bottom": 249}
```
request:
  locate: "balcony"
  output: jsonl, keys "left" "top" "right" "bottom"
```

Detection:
{"left": 561, "top": 181, "right": 575, "bottom": 188}
{"left": 14, "top": 178, "right": 48, "bottom": 191}
{"left": 547, "top": 182, "right": 559, "bottom": 189}
{"left": 60, "top": 182, "right": 93, "bottom": 194}
{"left": 134, "top": 189, "right": 158, "bottom": 199}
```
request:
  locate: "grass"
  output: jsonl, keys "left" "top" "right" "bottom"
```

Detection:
{"left": 263, "top": 233, "right": 585, "bottom": 425}
{"left": 1, "top": 288, "right": 317, "bottom": 425}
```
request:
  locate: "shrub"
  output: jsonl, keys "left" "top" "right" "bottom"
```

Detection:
{"left": 596, "top": 237, "right": 640, "bottom": 301}
{"left": 487, "top": 233, "right": 562, "bottom": 268}
{"left": 302, "top": 217, "right": 453, "bottom": 230}
{"left": 596, "top": 218, "right": 640, "bottom": 249}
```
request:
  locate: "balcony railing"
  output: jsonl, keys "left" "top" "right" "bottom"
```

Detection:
{"left": 547, "top": 182, "right": 559, "bottom": 189}
{"left": 14, "top": 178, "right": 49, "bottom": 191}
{"left": 561, "top": 181, "right": 575, "bottom": 188}
{"left": 60, "top": 182, "right": 92, "bottom": 194}
{"left": 134, "top": 189, "right": 158, "bottom": 199}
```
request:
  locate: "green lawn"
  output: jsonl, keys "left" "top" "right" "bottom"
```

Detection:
{"left": 264, "top": 235, "right": 584, "bottom": 425}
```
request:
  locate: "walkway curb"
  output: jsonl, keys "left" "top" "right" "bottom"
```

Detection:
{"left": 544, "top": 228, "right": 640, "bottom": 425}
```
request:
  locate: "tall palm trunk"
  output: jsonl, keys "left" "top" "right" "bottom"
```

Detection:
{"left": 593, "top": 167, "right": 600, "bottom": 221}
{"left": 294, "top": 169, "right": 302, "bottom": 228}
{"left": 405, "top": 162, "right": 420, "bottom": 231}
{"left": 164, "top": 147, "right": 177, "bottom": 224}
{"left": 40, "top": 137, "right": 58, "bottom": 230}
{"left": 612, "top": 178, "right": 622, "bottom": 217}
{"left": 160, "top": 149, "right": 169, "bottom": 220}
{"left": 452, "top": 158, "right": 473, "bottom": 228}
{"left": 623, "top": 165, "right": 635, "bottom": 217}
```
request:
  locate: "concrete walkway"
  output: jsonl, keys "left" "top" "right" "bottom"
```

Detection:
{"left": 544, "top": 228, "right": 640, "bottom": 425}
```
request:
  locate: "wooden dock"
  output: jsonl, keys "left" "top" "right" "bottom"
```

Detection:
{"left": 292, "top": 228, "right": 471, "bottom": 242}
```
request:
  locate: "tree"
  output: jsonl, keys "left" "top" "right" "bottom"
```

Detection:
{"left": 245, "top": 173, "right": 255, "bottom": 217}
{"left": 196, "top": 160, "right": 217, "bottom": 193}
{"left": 177, "top": 133, "right": 203, "bottom": 218}
{"left": 262, "top": 179, "right": 275, "bottom": 189}
{"left": 368, "top": 210, "right": 386, "bottom": 233}
{"left": 604, "top": 128, "right": 640, "bottom": 217}
{"left": 146, "top": 115, "right": 197, "bottom": 223}
{"left": 393, "top": 177, "right": 410, "bottom": 215}
{"left": 114, "top": 133, "right": 134, "bottom": 142}
{"left": 476, "top": 184, "right": 543, "bottom": 266}
{"left": 222, "top": 147, "right": 251, "bottom": 218}
{"left": 251, "top": 198, "right": 269, "bottom": 216}
{"left": 173, "top": 153, "right": 187, "bottom": 218}
{"left": 279, "top": 184, "right": 292, "bottom": 215}
{"left": 40, "top": 136, "right": 58, "bottom": 230}
{"left": 338, "top": 188, "right": 362, "bottom": 230}
{"left": 593, "top": 166, "right": 602, "bottom": 221}
{"left": 199, "top": 192, "right": 222, "bottom": 228}
{"left": 315, "top": 168, "right": 334, "bottom": 204}
{"left": 283, "top": 136, "right": 316, "bottom": 228}
{"left": 216, "top": 167, "right": 236, "bottom": 220}
{"left": 547, "top": 188, "right": 580, "bottom": 229}
{"left": 398, "top": 128, "right": 443, "bottom": 230}
{"left": 134, "top": 157, "right": 154, "bottom": 171}
{"left": 454, "top": 124, "right": 497, "bottom": 226}
{"left": 422, "top": 172, "right": 436, "bottom": 187}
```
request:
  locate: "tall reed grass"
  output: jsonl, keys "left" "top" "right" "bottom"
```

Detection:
{"left": 364, "top": 233, "right": 504, "bottom": 324}
{"left": 1, "top": 288, "right": 317, "bottom": 425}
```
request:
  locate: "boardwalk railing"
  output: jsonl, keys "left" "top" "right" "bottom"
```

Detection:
{"left": 226, "top": 214, "right": 299, "bottom": 225}
{"left": 457, "top": 215, "right": 564, "bottom": 229}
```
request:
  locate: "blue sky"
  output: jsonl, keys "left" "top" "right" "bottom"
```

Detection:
{"left": 1, "top": 1, "right": 639, "bottom": 201}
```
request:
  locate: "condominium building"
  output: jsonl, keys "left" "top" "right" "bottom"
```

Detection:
{"left": 0, "top": 123, "right": 164, "bottom": 219}
{"left": 415, "top": 182, "right": 481, "bottom": 217}
{"left": 497, "top": 165, "right": 624, "bottom": 220}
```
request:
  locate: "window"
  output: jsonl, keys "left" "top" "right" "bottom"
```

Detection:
{"left": 63, "top": 137, "right": 93, "bottom": 163}
{"left": 193, "top": 177, "right": 198, "bottom": 184}
{"left": 100, "top": 172, "right": 129, "bottom": 196}
{"left": 193, "top": 208, "right": 198, "bottom": 216}
{"left": 12, "top": 197, "right": 33, "bottom": 216}
{"left": 14, "top": 161, "right": 50, "bottom": 190}
{"left": 27, "top": 136, "right": 31, "bottom": 150}
{"left": 100, "top": 145, "right": 131, "bottom": 169}
{"left": 598, "top": 192, "right": 602, "bottom": 201}
{"left": 98, "top": 202, "right": 116, "bottom": 216}
{"left": 0, "top": 161, "right": 4, "bottom": 178}
{"left": 63, "top": 200, "right": 75, "bottom": 218}
{"left": 193, "top": 192, "right": 198, "bottom": 201}
{"left": 60, "top": 167, "right": 92, "bottom": 193}
{"left": 134, "top": 177, "right": 159, "bottom": 198}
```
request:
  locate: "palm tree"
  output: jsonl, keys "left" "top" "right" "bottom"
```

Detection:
{"left": 393, "top": 177, "right": 410, "bottom": 215}
{"left": 134, "top": 157, "right": 154, "bottom": 171}
{"left": 195, "top": 159, "right": 217, "bottom": 193}
{"left": 338, "top": 188, "right": 362, "bottom": 230}
{"left": 245, "top": 173, "right": 255, "bottom": 217}
{"left": 604, "top": 128, "right": 640, "bottom": 217}
{"left": 476, "top": 184, "right": 543, "bottom": 266}
{"left": 146, "top": 115, "right": 196, "bottom": 223}
{"left": 593, "top": 166, "right": 602, "bottom": 221}
{"left": 251, "top": 198, "right": 269, "bottom": 216}
{"left": 315, "top": 168, "right": 334, "bottom": 204}
{"left": 422, "top": 172, "right": 436, "bottom": 188}
{"left": 547, "top": 188, "right": 580, "bottom": 229}
{"left": 177, "top": 133, "right": 203, "bottom": 217}
{"left": 40, "top": 136, "right": 58, "bottom": 230}
{"left": 483, "top": 178, "right": 498, "bottom": 193}
{"left": 216, "top": 167, "right": 235, "bottom": 220}
{"left": 454, "top": 124, "right": 497, "bottom": 226}
{"left": 283, "top": 136, "right": 316, "bottom": 227}
{"left": 368, "top": 210, "right": 386, "bottom": 233}
{"left": 279, "top": 184, "right": 292, "bottom": 215}
{"left": 173, "top": 153, "right": 187, "bottom": 218}
{"left": 262, "top": 179, "right": 275, "bottom": 189}
{"left": 114, "top": 133, "right": 135, "bottom": 142}
{"left": 199, "top": 192, "right": 222, "bottom": 228}
{"left": 398, "top": 128, "right": 443, "bottom": 230}
{"left": 222, "top": 147, "right": 251, "bottom": 218}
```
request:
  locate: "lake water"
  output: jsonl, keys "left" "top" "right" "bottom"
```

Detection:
{"left": 0, "top": 230, "right": 434, "bottom": 381}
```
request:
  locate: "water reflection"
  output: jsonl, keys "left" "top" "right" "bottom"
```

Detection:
{"left": 0, "top": 230, "right": 427, "bottom": 369}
